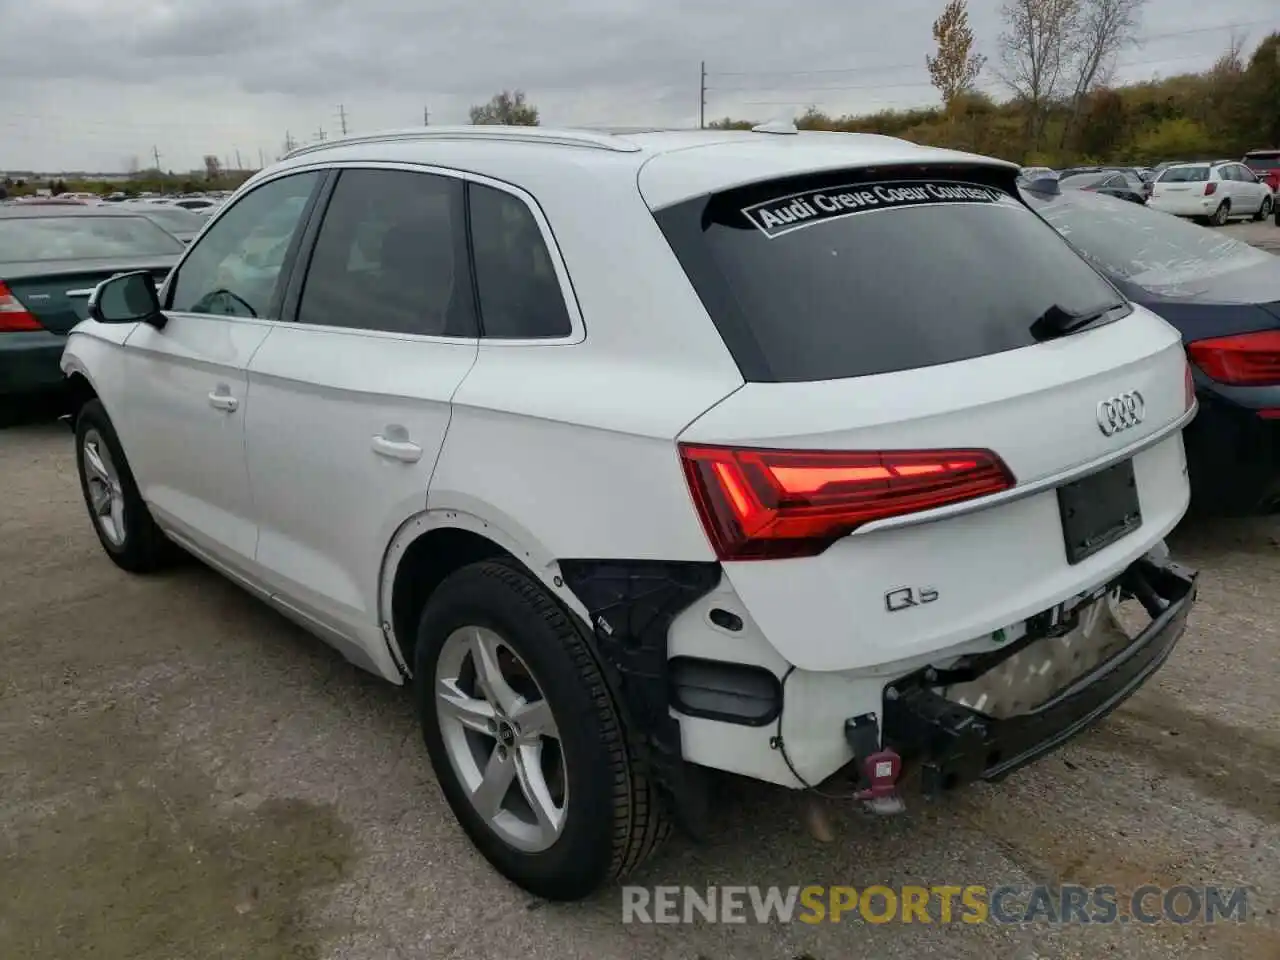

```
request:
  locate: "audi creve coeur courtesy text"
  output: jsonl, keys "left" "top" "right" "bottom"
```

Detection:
{"left": 60, "top": 125, "right": 1199, "bottom": 901}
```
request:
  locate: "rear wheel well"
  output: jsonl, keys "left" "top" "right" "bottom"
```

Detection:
{"left": 390, "top": 527, "right": 515, "bottom": 666}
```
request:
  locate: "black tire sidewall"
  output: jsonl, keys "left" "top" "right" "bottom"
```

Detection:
{"left": 1212, "top": 202, "right": 1229, "bottom": 226}
{"left": 414, "top": 561, "right": 622, "bottom": 899}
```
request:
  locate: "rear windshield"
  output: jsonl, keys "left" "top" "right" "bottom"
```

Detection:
{"left": 1034, "top": 190, "right": 1273, "bottom": 290}
{"left": 1158, "top": 166, "right": 1209, "bottom": 183}
{"left": 1245, "top": 154, "right": 1280, "bottom": 171}
{"left": 0, "top": 215, "right": 185, "bottom": 261}
{"left": 653, "top": 171, "right": 1126, "bottom": 382}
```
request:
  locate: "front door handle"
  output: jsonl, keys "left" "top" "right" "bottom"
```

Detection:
{"left": 372, "top": 434, "right": 423, "bottom": 463}
{"left": 208, "top": 392, "right": 238, "bottom": 412}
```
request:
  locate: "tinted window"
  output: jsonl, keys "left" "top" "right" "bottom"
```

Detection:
{"left": 654, "top": 172, "right": 1126, "bottom": 382}
{"left": 1159, "top": 166, "right": 1209, "bottom": 183}
{"left": 169, "top": 172, "right": 319, "bottom": 317}
{"left": 1246, "top": 154, "right": 1280, "bottom": 171}
{"left": 468, "top": 183, "right": 571, "bottom": 338}
{"left": 0, "top": 214, "right": 185, "bottom": 261}
{"left": 1034, "top": 191, "right": 1273, "bottom": 289}
{"left": 1233, "top": 165, "right": 1257, "bottom": 182}
{"left": 297, "top": 169, "right": 474, "bottom": 336}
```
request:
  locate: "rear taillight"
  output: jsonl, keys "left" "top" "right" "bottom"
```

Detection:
{"left": 1204, "top": 182, "right": 1218, "bottom": 196}
{"left": 1187, "top": 330, "right": 1280, "bottom": 386}
{"left": 679, "top": 444, "right": 1015, "bottom": 560}
{"left": 0, "top": 281, "right": 42, "bottom": 332}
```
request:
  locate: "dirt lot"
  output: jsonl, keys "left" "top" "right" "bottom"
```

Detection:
{"left": 1, "top": 417, "right": 1277, "bottom": 960}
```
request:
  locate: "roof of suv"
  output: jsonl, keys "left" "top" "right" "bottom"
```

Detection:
{"left": 268, "top": 125, "right": 1018, "bottom": 210}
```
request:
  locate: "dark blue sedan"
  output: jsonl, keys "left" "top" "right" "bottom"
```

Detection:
{"left": 1024, "top": 183, "right": 1280, "bottom": 515}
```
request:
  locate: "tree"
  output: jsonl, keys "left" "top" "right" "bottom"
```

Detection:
{"left": 469, "top": 90, "right": 539, "bottom": 126}
{"left": 926, "top": 0, "right": 987, "bottom": 109}
{"left": 203, "top": 155, "right": 222, "bottom": 181}
{"left": 1242, "top": 32, "right": 1280, "bottom": 146}
{"left": 1061, "top": 0, "right": 1144, "bottom": 144}
{"left": 998, "top": 0, "right": 1079, "bottom": 147}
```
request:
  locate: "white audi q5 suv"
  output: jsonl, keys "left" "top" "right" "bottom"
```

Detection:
{"left": 61, "top": 124, "right": 1198, "bottom": 900}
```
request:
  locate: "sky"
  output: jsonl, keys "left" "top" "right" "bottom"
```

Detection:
{"left": 1, "top": 0, "right": 1275, "bottom": 173}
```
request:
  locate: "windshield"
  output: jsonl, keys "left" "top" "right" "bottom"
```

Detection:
{"left": 1158, "top": 166, "right": 1209, "bottom": 183}
{"left": 0, "top": 215, "right": 186, "bottom": 261}
{"left": 1033, "top": 191, "right": 1273, "bottom": 291}
{"left": 654, "top": 171, "right": 1125, "bottom": 382}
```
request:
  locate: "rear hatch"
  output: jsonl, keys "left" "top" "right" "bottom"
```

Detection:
{"left": 1243, "top": 151, "right": 1280, "bottom": 191}
{"left": 650, "top": 162, "right": 1193, "bottom": 673}
{"left": 2, "top": 258, "right": 177, "bottom": 333}
{"left": 1151, "top": 166, "right": 1212, "bottom": 202}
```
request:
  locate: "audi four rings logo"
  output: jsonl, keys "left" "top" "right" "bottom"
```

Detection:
{"left": 1097, "top": 390, "right": 1145, "bottom": 436}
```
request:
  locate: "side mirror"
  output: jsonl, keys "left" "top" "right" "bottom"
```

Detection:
{"left": 88, "top": 270, "right": 164, "bottom": 328}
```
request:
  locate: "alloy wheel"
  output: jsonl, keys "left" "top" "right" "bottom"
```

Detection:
{"left": 82, "top": 428, "right": 126, "bottom": 547}
{"left": 434, "top": 625, "right": 568, "bottom": 852}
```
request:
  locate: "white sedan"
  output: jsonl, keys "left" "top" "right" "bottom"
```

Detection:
{"left": 1148, "top": 160, "right": 1274, "bottom": 225}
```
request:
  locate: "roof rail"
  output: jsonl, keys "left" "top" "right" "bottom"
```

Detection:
{"left": 283, "top": 126, "right": 644, "bottom": 160}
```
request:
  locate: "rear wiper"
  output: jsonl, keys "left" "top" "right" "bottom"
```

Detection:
{"left": 1030, "top": 302, "right": 1122, "bottom": 341}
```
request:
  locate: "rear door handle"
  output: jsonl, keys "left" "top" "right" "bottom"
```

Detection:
{"left": 372, "top": 434, "right": 423, "bottom": 463}
{"left": 208, "top": 392, "right": 238, "bottom": 412}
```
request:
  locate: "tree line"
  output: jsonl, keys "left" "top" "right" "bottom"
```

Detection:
{"left": 709, "top": 2, "right": 1278, "bottom": 167}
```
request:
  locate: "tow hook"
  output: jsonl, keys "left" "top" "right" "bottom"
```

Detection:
{"left": 845, "top": 714, "right": 906, "bottom": 815}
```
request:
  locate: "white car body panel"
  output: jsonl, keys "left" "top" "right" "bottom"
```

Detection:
{"left": 244, "top": 323, "right": 477, "bottom": 645}
{"left": 117, "top": 315, "right": 272, "bottom": 561}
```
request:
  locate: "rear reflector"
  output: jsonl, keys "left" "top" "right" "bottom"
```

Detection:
{"left": 1187, "top": 330, "right": 1280, "bottom": 386}
{"left": 0, "top": 281, "right": 43, "bottom": 332}
{"left": 680, "top": 444, "right": 1015, "bottom": 560}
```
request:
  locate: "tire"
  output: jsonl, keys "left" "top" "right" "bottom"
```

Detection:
{"left": 414, "top": 559, "right": 667, "bottom": 901}
{"left": 74, "top": 399, "right": 175, "bottom": 573}
{"left": 1209, "top": 201, "right": 1230, "bottom": 226}
{"left": 1254, "top": 196, "right": 1273, "bottom": 222}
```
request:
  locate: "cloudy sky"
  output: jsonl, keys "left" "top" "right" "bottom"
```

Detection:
{"left": 2, "top": 0, "right": 1275, "bottom": 173}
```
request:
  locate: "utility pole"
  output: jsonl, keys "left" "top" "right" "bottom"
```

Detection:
{"left": 235, "top": 148, "right": 243, "bottom": 171}
{"left": 337, "top": 104, "right": 348, "bottom": 135}
{"left": 258, "top": 147, "right": 265, "bottom": 169}
{"left": 315, "top": 127, "right": 327, "bottom": 142}
{"left": 152, "top": 145, "right": 162, "bottom": 170}
{"left": 423, "top": 106, "right": 430, "bottom": 126}
{"left": 699, "top": 61, "right": 706, "bottom": 130}
{"left": 284, "top": 130, "right": 297, "bottom": 154}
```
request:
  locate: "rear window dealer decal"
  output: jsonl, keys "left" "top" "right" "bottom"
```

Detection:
{"left": 741, "top": 180, "right": 1007, "bottom": 239}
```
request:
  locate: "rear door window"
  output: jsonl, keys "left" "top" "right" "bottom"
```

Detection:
{"left": 653, "top": 171, "right": 1127, "bottom": 382}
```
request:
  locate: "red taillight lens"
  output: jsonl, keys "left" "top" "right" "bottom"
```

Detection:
{"left": 1204, "top": 182, "right": 1218, "bottom": 196}
{"left": 1187, "top": 330, "right": 1280, "bottom": 386}
{"left": 679, "top": 444, "right": 1015, "bottom": 560}
{"left": 0, "top": 281, "right": 42, "bottom": 332}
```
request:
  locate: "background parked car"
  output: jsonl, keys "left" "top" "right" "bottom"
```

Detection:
{"left": 1023, "top": 183, "right": 1280, "bottom": 514}
{"left": 1244, "top": 148, "right": 1280, "bottom": 194}
{"left": 1058, "top": 170, "right": 1148, "bottom": 204}
{"left": 0, "top": 206, "right": 185, "bottom": 399}
{"left": 1149, "top": 160, "right": 1274, "bottom": 225}
{"left": 130, "top": 205, "right": 207, "bottom": 244}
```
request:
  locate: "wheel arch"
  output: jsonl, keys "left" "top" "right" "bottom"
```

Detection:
{"left": 378, "top": 505, "right": 591, "bottom": 676}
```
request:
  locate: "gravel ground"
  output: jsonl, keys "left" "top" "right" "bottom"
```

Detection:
{"left": 1221, "top": 219, "right": 1280, "bottom": 253}
{"left": 1, "top": 417, "right": 1278, "bottom": 960}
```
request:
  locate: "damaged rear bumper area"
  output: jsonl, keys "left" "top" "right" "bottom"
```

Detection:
{"left": 881, "top": 557, "right": 1197, "bottom": 794}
